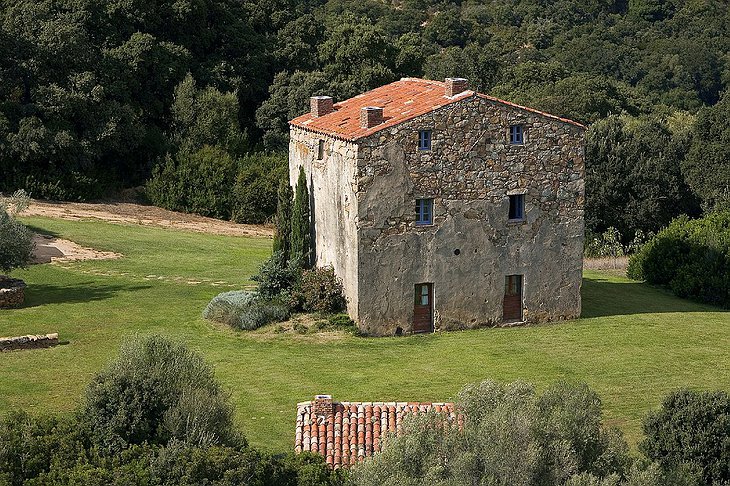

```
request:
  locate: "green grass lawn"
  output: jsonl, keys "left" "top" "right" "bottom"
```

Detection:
{"left": 1, "top": 216, "right": 728, "bottom": 452}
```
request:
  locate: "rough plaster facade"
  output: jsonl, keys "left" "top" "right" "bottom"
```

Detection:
{"left": 289, "top": 126, "right": 361, "bottom": 319}
{"left": 289, "top": 84, "right": 585, "bottom": 336}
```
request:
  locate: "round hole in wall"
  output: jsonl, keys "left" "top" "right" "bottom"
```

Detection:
{"left": 454, "top": 249, "right": 461, "bottom": 255}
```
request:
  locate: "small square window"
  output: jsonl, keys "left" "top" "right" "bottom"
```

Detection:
{"left": 317, "top": 139, "right": 324, "bottom": 160}
{"left": 418, "top": 130, "right": 432, "bottom": 151}
{"left": 415, "top": 198, "right": 433, "bottom": 225}
{"left": 508, "top": 194, "right": 525, "bottom": 220}
{"left": 505, "top": 274, "right": 523, "bottom": 296}
{"left": 509, "top": 125, "right": 524, "bottom": 145}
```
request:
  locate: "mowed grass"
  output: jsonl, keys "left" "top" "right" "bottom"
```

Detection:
{"left": 1, "top": 216, "right": 729, "bottom": 452}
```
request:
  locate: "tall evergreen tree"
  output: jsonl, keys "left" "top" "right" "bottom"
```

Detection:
{"left": 290, "top": 166, "right": 311, "bottom": 269}
{"left": 272, "top": 179, "right": 293, "bottom": 261}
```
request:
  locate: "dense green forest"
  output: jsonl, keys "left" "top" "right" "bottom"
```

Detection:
{"left": 1, "top": 0, "right": 728, "bottom": 237}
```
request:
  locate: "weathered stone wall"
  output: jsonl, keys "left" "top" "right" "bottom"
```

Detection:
{"left": 0, "top": 333, "right": 59, "bottom": 351}
{"left": 288, "top": 127, "right": 360, "bottom": 319}
{"left": 0, "top": 277, "right": 26, "bottom": 308}
{"left": 354, "top": 95, "right": 585, "bottom": 335}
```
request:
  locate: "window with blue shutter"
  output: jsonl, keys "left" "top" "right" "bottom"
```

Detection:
{"left": 418, "top": 130, "right": 432, "bottom": 150}
{"left": 415, "top": 198, "right": 433, "bottom": 225}
{"left": 509, "top": 125, "right": 524, "bottom": 145}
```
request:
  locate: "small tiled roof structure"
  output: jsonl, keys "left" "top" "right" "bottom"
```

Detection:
{"left": 289, "top": 77, "right": 585, "bottom": 141}
{"left": 295, "top": 395, "right": 459, "bottom": 469}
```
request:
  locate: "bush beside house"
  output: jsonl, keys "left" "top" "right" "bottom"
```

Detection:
{"left": 203, "top": 290, "right": 290, "bottom": 330}
{"left": 202, "top": 168, "right": 346, "bottom": 332}
{"left": 628, "top": 212, "right": 730, "bottom": 306}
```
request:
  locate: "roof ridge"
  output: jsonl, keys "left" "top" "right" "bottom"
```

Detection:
{"left": 398, "top": 77, "right": 444, "bottom": 86}
{"left": 289, "top": 77, "right": 585, "bottom": 141}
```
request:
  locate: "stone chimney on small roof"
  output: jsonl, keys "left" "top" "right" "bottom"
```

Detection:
{"left": 360, "top": 106, "right": 384, "bottom": 129}
{"left": 310, "top": 96, "right": 334, "bottom": 117}
{"left": 312, "top": 394, "right": 333, "bottom": 417}
{"left": 445, "top": 78, "right": 468, "bottom": 97}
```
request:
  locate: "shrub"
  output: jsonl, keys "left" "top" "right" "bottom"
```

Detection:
{"left": 203, "top": 290, "right": 259, "bottom": 327}
{"left": 0, "top": 190, "right": 35, "bottom": 275}
{"left": 146, "top": 146, "right": 237, "bottom": 220}
{"left": 627, "top": 212, "right": 730, "bottom": 306}
{"left": 0, "top": 412, "right": 346, "bottom": 485}
{"left": 641, "top": 389, "right": 730, "bottom": 485}
{"left": 231, "top": 152, "right": 287, "bottom": 224}
{"left": 252, "top": 251, "right": 301, "bottom": 300}
{"left": 585, "top": 227, "right": 625, "bottom": 258}
{"left": 238, "top": 299, "right": 290, "bottom": 330}
{"left": 84, "top": 335, "right": 241, "bottom": 452}
{"left": 292, "top": 266, "right": 346, "bottom": 313}
{"left": 203, "top": 290, "right": 290, "bottom": 330}
{"left": 352, "top": 380, "right": 630, "bottom": 486}
{"left": 0, "top": 411, "right": 89, "bottom": 484}
{"left": 146, "top": 149, "right": 287, "bottom": 224}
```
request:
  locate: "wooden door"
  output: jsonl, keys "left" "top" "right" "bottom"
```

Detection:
{"left": 413, "top": 283, "right": 433, "bottom": 333}
{"left": 503, "top": 275, "right": 523, "bottom": 322}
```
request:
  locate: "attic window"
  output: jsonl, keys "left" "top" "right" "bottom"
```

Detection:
{"left": 509, "top": 125, "right": 524, "bottom": 145}
{"left": 317, "top": 139, "right": 324, "bottom": 160}
{"left": 418, "top": 130, "right": 432, "bottom": 151}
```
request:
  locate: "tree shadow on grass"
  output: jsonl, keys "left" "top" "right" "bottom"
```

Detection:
{"left": 580, "top": 275, "right": 727, "bottom": 318}
{"left": 20, "top": 282, "right": 152, "bottom": 308}
{"left": 23, "top": 224, "right": 63, "bottom": 239}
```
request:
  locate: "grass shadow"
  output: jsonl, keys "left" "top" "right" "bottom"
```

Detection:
{"left": 581, "top": 275, "right": 726, "bottom": 318}
{"left": 23, "top": 224, "right": 63, "bottom": 239}
{"left": 20, "top": 282, "right": 152, "bottom": 308}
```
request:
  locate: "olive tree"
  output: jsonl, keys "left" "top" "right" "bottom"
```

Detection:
{"left": 352, "top": 380, "right": 631, "bottom": 486}
{"left": 84, "top": 335, "right": 243, "bottom": 452}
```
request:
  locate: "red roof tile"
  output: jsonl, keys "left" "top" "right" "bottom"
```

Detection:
{"left": 288, "top": 78, "right": 585, "bottom": 141}
{"left": 295, "top": 395, "right": 458, "bottom": 468}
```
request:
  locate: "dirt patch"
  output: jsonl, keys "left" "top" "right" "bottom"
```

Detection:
{"left": 24, "top": 199, "right": 273, "bottom": 238}
{"left": 32, "top": 234, "right": 122, "bottom": 264}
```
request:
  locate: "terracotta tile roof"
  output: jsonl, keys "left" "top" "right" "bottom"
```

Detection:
{"left": 295, "top": 395, "right": 460, "bottom": 469}
{"left": 288, "top": 77, "right": 585, "bottom": 141}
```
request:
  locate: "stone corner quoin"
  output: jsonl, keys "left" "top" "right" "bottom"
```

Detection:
{"left": 288, "top": 77, "right": 585, "bottom": 337}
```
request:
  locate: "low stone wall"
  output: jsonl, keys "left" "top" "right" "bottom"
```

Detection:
{"left": 0, "top": 277, "right": 26, "bottom": 308}
{"left": 0, "top": 333, "right": 59, "bottom": 352}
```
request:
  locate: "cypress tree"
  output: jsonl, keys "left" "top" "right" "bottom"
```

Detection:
{"left": 291, "top": 166, "right": 311, "bottom": 269}
{"left": 272, "top": 179, "right": 293, "bottom": 261}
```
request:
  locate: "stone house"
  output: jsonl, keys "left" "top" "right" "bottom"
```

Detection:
{"left": 289, "top": 77, "right": 585, "bottom": 336}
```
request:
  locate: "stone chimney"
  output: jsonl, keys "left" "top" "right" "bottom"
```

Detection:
{"left": 310, "top": 96, "right": 334, "bottom": 117}
{"left": 313, "top": 394, "right": 333, "bottom": 417}
{"left": 445, "top": 78, "right": 468, "bottom": 97}
{"left": 360, "top": 106, "right": 384, "bottom": 128}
